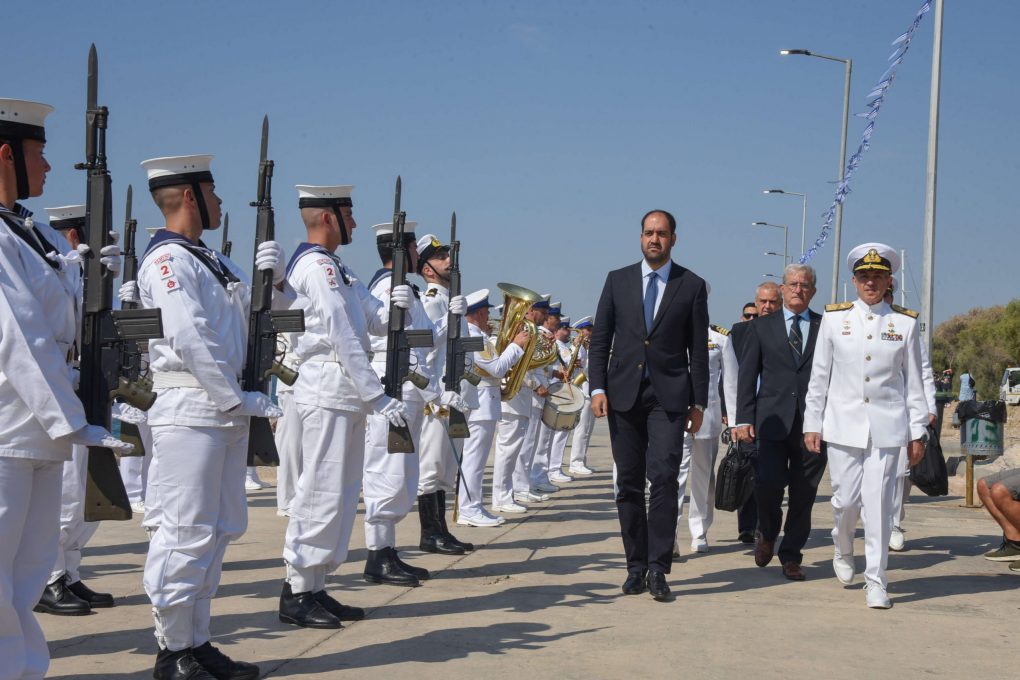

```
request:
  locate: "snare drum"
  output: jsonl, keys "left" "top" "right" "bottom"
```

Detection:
{"left": 541, "top": 383, "right": 586, "bottom": 431}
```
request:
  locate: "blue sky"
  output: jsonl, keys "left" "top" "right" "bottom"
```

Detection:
{"left": 9, "top": 1, "right": 1018, "bottom": 329}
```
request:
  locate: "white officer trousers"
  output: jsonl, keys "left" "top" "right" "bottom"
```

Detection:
{"left": 50, "top": 445, "right": 99, "bottom": 584}
{"left": 274, "top": 391, "right": 301, "bottom": 515}
{"left": 118, "top": 435, "right": 151, "bottom": 507}
{"left": 283, "top": 404, "right": 365, "bottom": 594}
{"left": 548, "top": 428, "right": 570, "bottom": 474}
{"left": 891, "top": 446, "right": 912, "bottom": 526}
{"left": 363, "top": 401, "right": 424, "bottom": 550}
{"left": 418, "top": 410, "right": 459, "bottom": 495}
{"left": 0, "top": 458, "right": 62, "bottom": 680}
{"left": 676, "top": 434, "right": 719, "bottom": 542}
{"left": 828, "top": 441, "right": 900, "bottom": 589}
{"left": 144, "top": 423, "right": 248, "bottom": 651}
{"left": 140, "top": 422, "right": 162, "bottom": 537}
{"left": 459, "top": 419, "right": 497, "bottom": 518}
{"left": 569, "top": 399, "right": 595, "bottom": 466}
{"left": 494, "top": 415, "right": 529, "bottom": 507}
{"left": 529, "top": 419, "right": 555, "bottom": 488}
{"left": 513, "top": 405, "right": 544, "bottom": 493}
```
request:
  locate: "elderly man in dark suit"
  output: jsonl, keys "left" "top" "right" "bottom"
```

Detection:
{"left": 588, "top": 209, "right": 709, "bottom": 602}
{"left": 733, "top": 264, "right": 826, "bottom": 581}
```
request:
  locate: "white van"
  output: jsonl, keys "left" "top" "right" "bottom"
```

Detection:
{"left": 1000, "top": 367, "right": 1020, "bottom": 405}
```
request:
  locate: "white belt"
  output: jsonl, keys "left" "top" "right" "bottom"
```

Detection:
{"left": 304, "top": 350, "right": 374, "bottom": 364}
{"left": 153, "top": 371, "right": 204, "bottom": 389}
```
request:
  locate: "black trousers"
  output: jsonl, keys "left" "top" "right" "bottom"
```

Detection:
{"left": 754, "top": 413, "right": 827, "bottom": 565}
{"left": 608, "top": 379, "right": 686, "bottom": 574}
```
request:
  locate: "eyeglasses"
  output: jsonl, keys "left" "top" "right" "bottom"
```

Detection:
{"left": 742, "top": 312, "right": 758, "bottom": 319}
{"left": 783, "top": 282, "right": 814, "bottom": 290}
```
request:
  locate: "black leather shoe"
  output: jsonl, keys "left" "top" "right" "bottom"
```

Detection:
{"left": 391, "top": 548, "right": 430, "bottom": 580}
{"left": 622, "top": 571, "right": 647, "bottom": 595}
{"left": 737, "top": 530, "right": 756, "bottom": 544}
{"left": 313, "top": 590, "right": 365, "bottom": 621}
{"left": 34, "top": 575, "right": 91, "bottom": 616}
{"left": 154, "top": 648, "right": 217, "bottom": 680}
{"left": 421, "top": 533, "right": 469, "bottom": 555}
{"left": 363, "top": 549, "right": 420, "bottom": 586}
{"left": 647, "top": 570, "right": 671, "bottom": 602}
{"left": 437, "top": 490, "right": 475, "bottom": 553}
{"left": 278, "top": 582, "right": 342, "bottom": 629}
{"left": 191, "top": 642, "right": 259, "bottom": 680}
{"left": 66, "top": 578, "right": 115, "bottom": 608}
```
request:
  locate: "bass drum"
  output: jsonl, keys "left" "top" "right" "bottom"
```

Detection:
{"left": 541, "top": 383, "right": 586, "bottom": 431}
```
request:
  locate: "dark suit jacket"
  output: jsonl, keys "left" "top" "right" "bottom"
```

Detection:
{"left": 588, "top": 260, "right": 709, "bottom": 413}
{"left": 735, "top": 308, "right": 822, "bottom": 441}
{"left": 730, "top": 320, "right": 750, "bottom": 358}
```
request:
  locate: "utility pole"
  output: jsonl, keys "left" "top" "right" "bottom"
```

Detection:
{"left": 900, "top": 249, "right": 907, "bottom": 307}
{"left": 920, "top": 0, "right": 944, "bottom": 355}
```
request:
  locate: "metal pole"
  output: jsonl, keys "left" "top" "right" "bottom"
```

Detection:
{"left": 783, "top": 225, "right": 789, "bottom": 265}
{"left": 843, "top": 282, "right": 848, "bottom": 302}
{"left": 830, "top": 59, "right": 853, "bottom": 304}
{"left": 920, "top": 0, "right": 944, "bottom": 355}
{"left": 900, "top": 249, "right": 907, "bottom": 307}
{"left": 800, "top": 194, "right": 808, "bottom": 256}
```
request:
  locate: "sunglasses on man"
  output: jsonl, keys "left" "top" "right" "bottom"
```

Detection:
{"left": 742, "top": 312, "right": 758, "bottom": 320}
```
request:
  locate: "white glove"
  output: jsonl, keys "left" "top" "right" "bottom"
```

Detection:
{"left": 112, "top": 402, "right": 147, "bottom": 425}
{"left": 255, "top": 240, "right": 285, "bottom": 285}
{"left": 46, "top": 245, "right": 85, "bottom": 269}
{"left": 118, "top": 280, "right": 139, "bottom": 304}
{"left": 439, "top": 390, "right": 469, "bottom": 413}
{"left": 100, "top": 244, "right": 122, "bottom": 275}
{"left": 391, "top": 284, "right": 412, "bottom": 310}
{"left": 449, "top": 295, "right": 466, "bottom": 316}
{"left": 373, "top": 395, "right": 410, "bottom": 428}
{"left": 229, "top": 392, "right": 284, "bottom": 418}
{"left": 67, "top": 424, "right": 134, "bottom": 454}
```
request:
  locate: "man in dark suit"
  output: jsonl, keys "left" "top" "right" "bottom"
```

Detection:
{"left": 589, "top": 209, "right": 709, "bottom": 602}
{"left": 733, "top": 264, "right": 826, "bottom": 581}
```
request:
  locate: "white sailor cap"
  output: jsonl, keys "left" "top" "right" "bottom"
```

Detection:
{"left": 141, "top": 155, "right": 215, "bottom": 191}
{"left": 465, "top": 288, "right": 493, "bottom": 313}
{"left": 548, "top": 300, "right": 562, "bottom": 315}
{"left": 45, "top": 205, "right": 86, "bottom": 229}
{"left": 416, "top": 233, "right": 448, "bottom": 271}
{"left": 0, "top": 99, "right": 54, "bottom": 141}
{"left": 574, "top": 315, "right": 593, "bottom": 329}
{"left": 296, "top": 185, "right": 354, "bottom": 209}
{"left": 373, "top": 221, "right": 418, "bottom": 242}
{"left": 560, "top": 315, "right": 571, "bottom": 327}
{"left": 847, "top": 242, "right": 900, "bottom": 275}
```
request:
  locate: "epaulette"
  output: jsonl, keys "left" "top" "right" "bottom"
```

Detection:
{"left": 710, "top": 323, "right": 729, "bottom": 336}
{"left": 425, "top": 288, "right": 438, "bottom": 298}
{"left": 891, "top": 303, "right": 919, "bottom": 318}
{"left": 825, "top": 302, "right": 854, "bottom": 312}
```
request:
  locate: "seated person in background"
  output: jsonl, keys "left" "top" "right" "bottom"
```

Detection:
{"left": 977, "top": 468, "right": 1020, "bottom": 573}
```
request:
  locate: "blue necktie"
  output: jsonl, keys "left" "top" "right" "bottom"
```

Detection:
{"left": 789, "top": 314, "right": 803, "bottom": 359}
{"left": 644, "top": 271, "right": 658, "bottom": 333}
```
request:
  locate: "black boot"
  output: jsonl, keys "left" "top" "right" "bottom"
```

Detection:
{"left": 154, "top": 648, "right": 217, "bottom": 680}
{"left": 391, "top": 548, "right": 430, "bottom": 580}
{"left": 66, "top": 578, "right": 115, "bottom": 608}
{"left": 191, "top": 642, "right": 260, "bottom": 680}
{"left": 313, "top": 590, "right": 365, "bottom": 621}
{"left": 437, "top": 490, "right": 475, "bottom": 553}
{"left": 34, "top": 575, "right": 91, "bottom": 616}
{"left": 278, "top": 581, "right": 342, "bottom": 629}
{"left": 363, "top": 548, "right": 420, "bottom": 586}
{"left": 419, "top": 492, "right": 465, "bottom": 555}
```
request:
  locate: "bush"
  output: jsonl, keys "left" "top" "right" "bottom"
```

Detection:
{"left": 932, "top": 300, "right": 1020, "bottom": 400}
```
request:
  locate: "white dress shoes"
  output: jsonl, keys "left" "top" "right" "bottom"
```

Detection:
{"left": 457, "top": 513, "right": 502, "bottom": 527}
{"left": 532, "top": 482, "right": 559, "bottom": 493}
{"left": 569, "top": 463, "right": 594, "bottom": 476}
{"left": 864, "top": 582, "right": 891, "bottom": 609}
{"left": 515, "top": 490, "right": 549, "bottom": 503}
{"left": 492, "top": 502, "right": 528, "bottom": 514}
{"left": 691, "top": 538, "right": 709, "bottom": 553}
{"left": 889, "top": 526, "right": 905, "bottom": 552}
{"left": 833, "top": 553, "right": 855, "bottom": 585}
{"left": 548, "top": 471, "right": 573, "bottom": 484}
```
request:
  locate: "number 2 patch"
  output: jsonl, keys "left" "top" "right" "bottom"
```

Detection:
{"left": 322, "top": 264, "right": 339, "bottom": 289}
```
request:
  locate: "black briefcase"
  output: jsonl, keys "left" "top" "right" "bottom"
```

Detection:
{"left": 715, "top": 438, "right": 756, "bottom": 512}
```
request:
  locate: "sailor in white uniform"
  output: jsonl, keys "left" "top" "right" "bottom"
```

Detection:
{"left": 511, "top": 295, "right": 553, "bottom": 505}
{"left": 527, "top": 302, "right": 563, "bottom": 491}
{"left": 567, "top": 316, "right": 596, "bottom": 476}
{"left": 545, "top": 315, "right": 576, "bottom": 484}
{"left": 804, "top": 243, "right": 928, "bottom": 610}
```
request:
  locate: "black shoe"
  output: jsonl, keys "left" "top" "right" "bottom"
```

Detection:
{"left": 363, "top": 549, "right": 420, "bottom": 586}
{"left": 437, "top": 490, "right": 475, "bottom": 553}
{"left": 622, "top": 570, "right": 647, "bottom": 595}
{"left": 737, "top": 530, "right": 756, "bottom": 544}
{"left": 191, "top": 642, "right": 260, "bottom": 680}
{"left": 647, "top": 570, "right": 671, "bottom": 602}
{"left": 66, "top": 578, "right": 115, "bottom": 608}
{"left": 34, "top": 575, "right": 91, "bottom": 616}
{"left": 278, "top": 582, "right": 343, "bottom": 629}
{"left": 390, "top": 548, "right": 430, "bottom": 581}
{"left": 418, "top": 492, "right": 467, "bottom": 555}
{"left": 313, "top": 590, "right": 365, "bottom": 621}
{"left": 154, "top": 648, "right": 217, "bottom": 680}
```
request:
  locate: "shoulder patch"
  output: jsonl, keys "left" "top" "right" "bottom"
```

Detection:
{"left": 825, "top": 302, "right": 854, "bottom": 312}
{"left": 425, "top": 288, "right": 438, "bottom": 298}
{"left": 891, "top": 303, "right": 919, "bottom": 318}
{"left": 710, "top": 323, "right": 729, "bottom": 336}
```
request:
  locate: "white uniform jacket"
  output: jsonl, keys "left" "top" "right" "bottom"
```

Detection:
{"left": 0, "top": 207, "right": 86, "bottom": 459}
{"left": 422, "top": 282, "right": 478, "bottom": 409}
{"left": 467, "top": 322, "right": 525, "bottom": 422}
{"left": 699, "top": 325, "right": 738, "bottom": 440}
{"left": 286, "top": 244, "right": 387, "bottom": 413}
{"left": 803, "top": 299, "right": 928, "bottom": 449}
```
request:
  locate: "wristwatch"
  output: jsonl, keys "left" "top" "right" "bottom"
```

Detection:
{"left": 692, "top": 404, "right": 706, "bottom": 413}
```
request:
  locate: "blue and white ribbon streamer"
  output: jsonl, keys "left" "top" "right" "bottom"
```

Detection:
{"left": 799, "top": 0, "right": 933, "bottom": 264}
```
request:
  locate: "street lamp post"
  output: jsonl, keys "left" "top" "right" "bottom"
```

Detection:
{"left": 763, "top": 189, "right": 808, "bottom": 257}
{"left": 780, "top": 49, "right": 853, "bottom": 303}
{"left": 753, "top": 221, "right": 788, "bottom": 268}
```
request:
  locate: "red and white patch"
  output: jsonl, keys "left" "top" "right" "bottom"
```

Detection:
{"left": 153, "top": 253, "right": 172, "bottom": 265}
{"left": 164, "top": 277, "right": 181, "bottom": 293}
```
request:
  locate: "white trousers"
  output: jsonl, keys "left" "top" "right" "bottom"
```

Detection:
{"left": 143, "top": 423, "right": 248, "bottom": 651}
{"left": 118, "top": 429, "right": 151, "bottom": 506}
{"left": 569, "top": 399, "right": 595, "bottom": 465}
{"left": 0, "top": 458, "right": 62, "bottom": 680}
{"left": 891, "top": 446, "right": 911, "bottom": 526}
{"left": 283, "top": 404, "right": 365, "bottom": 593}
{"left": 513, "top": 405, "right": 543, "bottom": 493}
{"left": 274, "top": 392, "right": 301, "bottom": 515}
{"left": 828, "top": 441, "right": 900, "bottom": 589}
{"left": 459, "top": 419, "right": 497, "bottom": 518}
{"left": 549, "top": 428, "right": 569, "bottom": 474}
{"left": 494, "top": 415, "right": 529, "bottom": 507}
{"left": 363, "top": 403, "right": 423, "bottom": 550}
{"left": 51, "top": 445, "right": 99, "bottom": 584}
{"left": 418, "top": 410, "right": 459, "bottom": 495}
{"left": 676, "top": 434, "right": 719, "bottom": 542}
{"left": 529, "top": 419, "right": 555, "bottom": 487}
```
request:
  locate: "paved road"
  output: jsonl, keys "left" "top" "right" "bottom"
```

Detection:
{"left": 43, "top": 422, "right": 1016, "bottom": 679}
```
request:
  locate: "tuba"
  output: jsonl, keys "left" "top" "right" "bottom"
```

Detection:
{"left": 475, "top": 283, "right": 545, "bottom": 401}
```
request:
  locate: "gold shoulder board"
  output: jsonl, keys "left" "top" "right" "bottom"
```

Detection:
{"left": 710, "top": 324, "right": 729, "bottom": 336}
{"left": 825, "top": 302, "right": 854, "bottom": 312}
{"left": 425, "top": 288, "right": 438, "bottom": 298}
{"left": 891, "top": 304, "right": 919, "bottom": 318}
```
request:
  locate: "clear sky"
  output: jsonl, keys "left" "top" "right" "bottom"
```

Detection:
{"left": 9, "top": 0, "right": 1018, "bottom": 329}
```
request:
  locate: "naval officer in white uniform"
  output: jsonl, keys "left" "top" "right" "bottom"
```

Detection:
{"left": 804, "top": 242, "right": 928, "bottom": 609}
{"left": 567, "top": 316, "right": 596, "bottom": 476}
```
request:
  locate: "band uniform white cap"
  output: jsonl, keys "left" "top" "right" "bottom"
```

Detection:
{"left": 560, "top": 315, "right": 571, "bottom": 326}
{"left": 465, "top": 288, "right": 491, "bottom": 311}
{"left": 846, "top": 242, "right": 900, "bottom": 275}
{"left": 141, "top": 155, "right": 214, "bottom": 184}
{"left": 573, "top": 315, "right": 593, "bottom": 328}
{"left": 45, "top": 205, "right": 86, "bottom": 223}
{"left": 296, "top": 185, "right": 354, "bottom": 201}
{"left": 373, "top": 221, "right": 418, "bottom": 239}
{"left": 0, "top": 99, "right": 54, "bottom": 136}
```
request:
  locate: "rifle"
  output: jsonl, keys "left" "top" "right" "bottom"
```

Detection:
{"left": 221, "top": 212, "right": 232, "bottom": 257}
{"left": 443, "top": 211, "right": 483, "bottom": 438}
{"left": 75, "top": 45, "right": 164, "bottom": 521}
{"left": 383, "top": 176, "right": 433, "bottom": 453}
{"left": 242, "top": 116, "right": 304, "bottom": 466}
